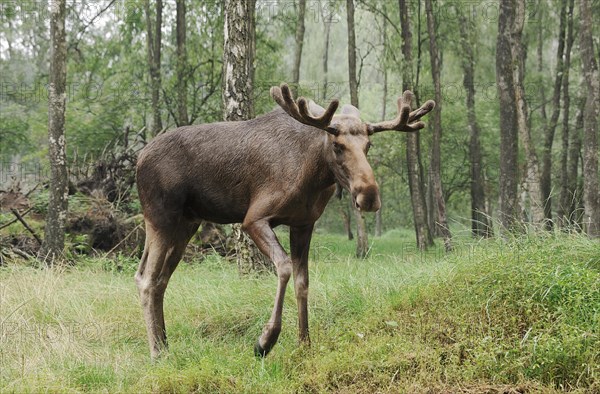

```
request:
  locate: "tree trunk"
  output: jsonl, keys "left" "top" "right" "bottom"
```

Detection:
{"left": 223, "top": 0, "right": 270, "bottom": 272}
{"left": 426, "top": 172, "right": 436, "bottom": 237}
{"left": 540, "top": 1, "right": 567, "bottom": 224}
{"left": 42, "top": 0, "right": 68, "bottom": 263}
{"left": 145, "top": 0, "right": 163, "bottom": 136}
{"left": 380, "top": 5, "right": 388, "bottom": 122}
{"left": 322, "top": 9, "right": 350, "bottom": 238}
{"left": 346, "top": 0, "right": 368, "bottom": 258}
{"left": 456, "top": 3, "right": 492, "bottom": 238}
{"left": 425, "top": 0, "right": 452, "bottom": 251}
{"left": 400, "top": 0, "right": 433, "bottom": 250}
{"left": 579, "top": 0, "right": 600, "bottom": 237}
{"left": 375, "top": 205, "right": 382, "bottom": 237}
{"left": 291, "top": 0, "right": 306, "bottom": 95}
{"left": 424, "top": 3, "right": 436, "bottom": 238}
{"left": 512, "top": 0, "right": 545, "bottom": 227}
{"left": 536, "top": 1, "right": 547, "bottom": 131}
{"left": 175, "top": 0, "right": 189, "bottom": 126}
{"left": 346, "top": 0, "right": 359, "bottom": 108}
{"left": 375, "top": 8, "right": 387, "bottom": 239}
{"left": 557, "top": 0, "right": 575, "bottom": 226}
{"left": 496, "top": 0, "right": 519, "bottom": 231}
{"left": 567, "top": 93, "right": 584, "bottom": 226}
{"left": 247, "top": 0, "right": 256, "bottom": 98}
{"left": 339, "top": 197, "right": 354, "bottom": 240}
{"left": 321, "top": 9, "right": 333, "bottom": 101}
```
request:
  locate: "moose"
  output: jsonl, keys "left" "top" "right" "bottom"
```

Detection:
{"left": 135, "top": 83, "right": 435, "bottom": 359}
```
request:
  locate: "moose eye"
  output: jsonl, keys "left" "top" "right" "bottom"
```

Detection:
{"left": 366, "top": 141, "right": 373, "bottom": 152}
{"left": 332, "top": 142, "right": 345, "bottom": 154}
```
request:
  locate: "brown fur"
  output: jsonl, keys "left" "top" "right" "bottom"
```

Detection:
{"left": 135, "top": 83, "right": 433, "bottom": 359}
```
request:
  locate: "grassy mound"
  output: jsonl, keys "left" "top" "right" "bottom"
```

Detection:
{"left": 0, "top": 232, "right": 598, "bottom": 393}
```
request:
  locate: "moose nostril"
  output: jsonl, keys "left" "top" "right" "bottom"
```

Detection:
{"left": 354, "top": 185, "right": 381, "bottom": 212}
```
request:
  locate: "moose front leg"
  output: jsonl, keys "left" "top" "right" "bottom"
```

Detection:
{"left": 290, "top": 224, "right": 314, "bottom": 345}
{"left": 242, "top": 217, "right": 293, "bottom": 357}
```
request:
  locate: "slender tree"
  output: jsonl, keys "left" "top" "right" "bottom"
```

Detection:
{"left": 579, "top": 0, "right": 600, "bottom": 237}
{"left": 145, "top": 0, "right": 163, "bottom": 136}
{"left": 557, "top": 0, "right": 575, "bottom": 225}
{"left": 291, "top": 0, "right": 306, "bottom": 95}
{"left": 346, "top": 0, "right": 369, "bottom": 258}
{"left": 346, "top": 0, "right": 359, "bottom": 108}
{"left": 375, "top": 5, "right": 387, "bottom": 238}
{"left": 425, "top": 0, "right": 451, "bottom": 251}
{"left": 338, "top": 198, "right": 354, "bottom": 240}
{"left": 318, "top": 4, "right": 352, "bottom": 240}
{"left": 541, "top": 1, "right": 567, "bottom": 224}
{"left": 536, "top": 2, "right": 547, "bottom": 132}
{"left": 321, "top": 5, "right": 333, "bottom": 101}
{"left": 567, "top": 93, "right": 585, "bottom": 226}
{"left": 496, "top": 0, "right": 519, "bottom": 231}
{"left": 223, "top": 0, "right": 270, "bottom": 272}
{"left": 512, "top": 0, "right": 545, "bottom": 226}
{"left": 400, "top": 0, "right": 433, "bottom": 249}
{"left": 175, "top": 0, "right": 189, "bottom": 126}
{"left": 41, "top": 0, "right": 68, "bottom": 262}
{"left": 455, "top": 3, "right": 492, "bottom": 238}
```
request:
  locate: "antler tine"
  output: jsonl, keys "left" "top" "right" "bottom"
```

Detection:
{"left": 298, "top": 97, "right": 339, "bottom": 128}
{"left": 409, "top": 100, "right": 436, "bottom": 123}
{"left": 271, "top": 83, "right": 339, "bottom": 132}
{"left": 280, "top": 84, "right": 303, "bottom": 119}
{"left": 397, "top": 94, "right": 411, "bottom": 127}
{"left": 270, "top": 85, "right": 296, "bottom": 118}
{"left": 270, "top": 84, "right": 303, "bottom": 120}
{"left": 367, "top": 90, "right": 435, "bottom": 134}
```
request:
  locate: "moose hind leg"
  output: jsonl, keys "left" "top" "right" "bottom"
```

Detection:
{"left": 135, "top": 223, "right": 196, "bottom": 359}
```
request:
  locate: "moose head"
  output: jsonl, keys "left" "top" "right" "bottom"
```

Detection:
{"left": 270, "top": 83, "right": 435, "bottom": 213}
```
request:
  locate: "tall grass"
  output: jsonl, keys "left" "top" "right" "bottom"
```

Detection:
{"left": 0, "top": 231, "right": 598, "bottom": 393}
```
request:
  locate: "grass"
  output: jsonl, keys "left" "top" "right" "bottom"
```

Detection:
{"left": 0, "top": 230, "right": 598, "bottom": 393}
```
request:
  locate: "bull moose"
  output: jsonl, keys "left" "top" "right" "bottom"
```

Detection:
{"left": 135, "top": 83, "right": 435, "bottom": 359}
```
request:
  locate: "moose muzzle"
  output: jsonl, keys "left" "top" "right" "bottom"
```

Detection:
{"left": 351, "top": 183, "right": 381, "bottom": 212}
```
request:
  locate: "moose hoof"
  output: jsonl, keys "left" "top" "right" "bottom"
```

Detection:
{"left": 254, "top": 341, "right": 271, "bottom": 358}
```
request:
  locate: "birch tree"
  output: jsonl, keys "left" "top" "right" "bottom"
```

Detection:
{"left": 145, "top": 0, "right": 163, "bottom": 136}
{"left": 222, "top": 0, "right": 270, "bottom": 272}
{"left": 41, "top": 0, "right": 68, "bottom": 262}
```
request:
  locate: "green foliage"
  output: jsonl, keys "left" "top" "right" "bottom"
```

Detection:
{"left": 0, "top": 233, "right": 597, "bottom": 392}
{"left": 0, "top": 103, "right": 32, "bottom": 158}
{"left": 1, "top": 0, "right": 588, "bottom": 233}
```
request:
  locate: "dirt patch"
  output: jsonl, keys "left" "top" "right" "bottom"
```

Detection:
{"left": 0, "top": 190, "right": 30, "bottom": 212}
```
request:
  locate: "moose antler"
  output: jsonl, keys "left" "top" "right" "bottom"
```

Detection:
{"left": 270, "top": 83, "right": 339, "bottom": 133}
{"left": 367, "top": 91, "right": 435, "bottom": 134}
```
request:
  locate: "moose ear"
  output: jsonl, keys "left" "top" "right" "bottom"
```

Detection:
{"left": 341, "top": 104, "right": 360, "bottom": 118}
{"left": 308, "top": 100, "right": 327, "bottom": 117}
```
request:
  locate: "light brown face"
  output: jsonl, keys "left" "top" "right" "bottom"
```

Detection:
{"left": 328, "top": 114, "right": 381, "bottom": 212}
